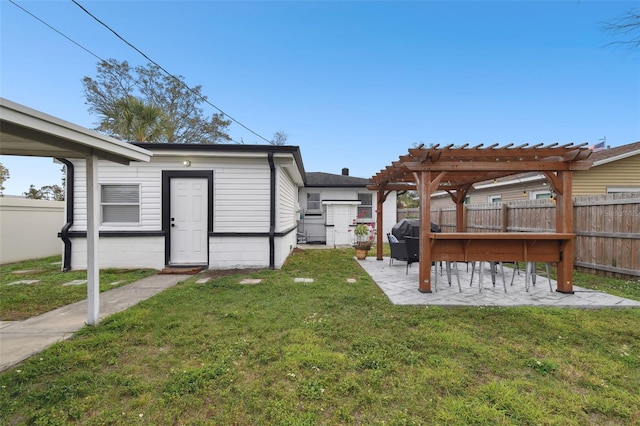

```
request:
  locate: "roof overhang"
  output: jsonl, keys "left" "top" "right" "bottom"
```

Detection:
{"left": 132, "top": 142, "right": 306, "bottom": 185}
{"left": 0, "top": 98, "right": 152, "bottom": 164}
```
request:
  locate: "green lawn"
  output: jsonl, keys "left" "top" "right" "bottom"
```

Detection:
{"left": 0, "top": 256, "right": 157, "bottom": 320}
{"left": 1, "top": 249, "right": 639, "bottom": 425}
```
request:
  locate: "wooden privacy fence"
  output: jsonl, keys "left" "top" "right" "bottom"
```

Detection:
{"left": 408, "top": 193, "right": 639, "bottom": 280}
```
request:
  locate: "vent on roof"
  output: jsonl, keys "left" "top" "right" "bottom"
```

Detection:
{"left": 342, "top": 168, "right": 349, "bottom": 176}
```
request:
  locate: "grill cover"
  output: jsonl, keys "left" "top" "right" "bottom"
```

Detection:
{"left": 391, "top": 219, "right": 441, "bottom": 241}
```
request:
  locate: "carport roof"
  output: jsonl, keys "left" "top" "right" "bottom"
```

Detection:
{"left": 0, "top": 98, "right": 151, "bottom": 164}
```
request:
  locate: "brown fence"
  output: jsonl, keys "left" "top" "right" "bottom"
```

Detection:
{"left": 399, "top": 193, "right": 640, "bottom": 280}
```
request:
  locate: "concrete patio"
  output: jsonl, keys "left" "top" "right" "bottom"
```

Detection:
{"left": 357, "top": 257, "right": 640, "bottom": 308}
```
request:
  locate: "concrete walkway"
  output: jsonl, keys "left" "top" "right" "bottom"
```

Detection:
{"left": 0, "top": 274, "right": 190, "bottom": 372}
{"left": 358, "top": 257, "right": 640, "bottom": 308}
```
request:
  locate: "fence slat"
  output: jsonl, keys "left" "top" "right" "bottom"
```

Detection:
{"left": 398, "top": 193, "right": 640, "bottom": 279}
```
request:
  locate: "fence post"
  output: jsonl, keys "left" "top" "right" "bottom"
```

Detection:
{"left": 501, "top": 203, "right": 508, "bottom": 232}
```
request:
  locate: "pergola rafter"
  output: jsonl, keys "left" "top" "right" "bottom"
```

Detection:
{"left": 368, "top": 142, "right": 593, "bottom": 293}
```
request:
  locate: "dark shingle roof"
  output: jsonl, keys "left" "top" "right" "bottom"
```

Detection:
{"left": 305, "top": 172, "right": 371, "bottom": 187}
{"left": 588, "top": 141, "right": 640, "bottom": 165}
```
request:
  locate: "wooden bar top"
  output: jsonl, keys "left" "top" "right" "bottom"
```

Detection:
{"left": 429, "top": 232, "right": 575, "bottom": 240}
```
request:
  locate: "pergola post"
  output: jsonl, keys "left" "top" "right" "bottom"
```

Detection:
{"left": 86, "top": 153, "right": 100, "bottom": 325}
{"left": 555, "top": 171, "right": 575, "bottom": 294}
{"left": 376, "top": 188, "right": 385, "bottom": 260}
{"left": 418, "top": 171, "right": 432, "bottom": 293}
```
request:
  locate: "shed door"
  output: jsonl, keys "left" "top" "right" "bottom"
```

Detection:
{"left": 170, "top": 178, "right": 208, "bottom": 265}
{"left": 332, "top": 204, "right": 352, "bottom": 246}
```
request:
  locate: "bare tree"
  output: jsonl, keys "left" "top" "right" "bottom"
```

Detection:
{"left": 270, "top": 130, "right": 289, "bottom": 145}
{"left": 602, "top": 7, "right": 640, "bottom": 52}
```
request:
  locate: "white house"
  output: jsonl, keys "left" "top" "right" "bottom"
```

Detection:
{"left": 298, "top": 168, "right": 397, "bottom": 246}
{"left": 63, "top": 143, "right": 305, "bottom": 271}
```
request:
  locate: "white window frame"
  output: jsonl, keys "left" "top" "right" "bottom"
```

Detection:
{"left": 357, "top": 192, "right": 373, "bottom": 221}
{"left": 607, "top": 186, "right": 640, "bottom": 194}
{"left": 488, "top": 194, "right": 502, "bottom": 203}
{"left": 100, "top": 184, "right": 141, "bottom": 225}
{"left": 306, "top": 192, "right": 322, "bottom": 214}
{"left": 529, "top": 190, "right": 551, "bottom": 200}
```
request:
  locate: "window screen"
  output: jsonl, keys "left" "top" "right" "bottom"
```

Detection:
{"left": 307, "top": 192, "right": 321, "bottom": 212}
{"left": 101, "top": 185, "right": 140, "bottom": 223}
{"left": 357, "top": 193, "right": 373, "bottom": 219}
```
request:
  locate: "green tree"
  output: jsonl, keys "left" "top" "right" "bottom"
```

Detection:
{"left": 23, "top": 184, "right": 64, "bottom": 201}
{"left": 0, "top": 162, "right": 9, "bottom": 195}
{"left": 83, "top": 59, "right": 232, "bottom": 144}
{"left": 104, "top": 96, "right": 167, "bottom": 142}
{"left": 397, "top": 191, "right": 419, "bottom": 208}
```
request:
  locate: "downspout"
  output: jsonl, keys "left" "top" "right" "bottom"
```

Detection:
{"left": 268, "top": 152, "right": 276, "bottom": 269}
{"left": 56, "top": 158, "right": 74, "bottom": 271}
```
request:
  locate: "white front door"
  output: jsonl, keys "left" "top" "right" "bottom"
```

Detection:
{"left": 170, "top": 178, "right": 208, "bottom": 265}
{"left": 333, "top": 204, "right": 352, "bottom": 246}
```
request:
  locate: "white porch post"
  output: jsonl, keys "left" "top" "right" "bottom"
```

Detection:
{"left": 86, "top": 153, "right": 100, "bottom": 325}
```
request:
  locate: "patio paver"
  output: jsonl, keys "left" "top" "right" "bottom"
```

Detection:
{"left": 357, "top": 257, "right": 640, "bottom": 308}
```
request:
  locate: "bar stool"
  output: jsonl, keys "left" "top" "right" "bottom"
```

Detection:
{"left": 522, "top": 262, "right": 553, "bottom": 292}
{"left": 434, "top": 261, "right": 462, "bottom": 292}
{"left": 470, "top": 261, "right": 507, "bottom": 293}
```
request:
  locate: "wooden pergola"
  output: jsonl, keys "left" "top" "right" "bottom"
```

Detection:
{"left": 368, "top": 143, "right": 593, "bottom": 293}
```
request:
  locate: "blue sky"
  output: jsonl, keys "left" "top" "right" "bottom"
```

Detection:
{"left": 1, "top": 0, "right": 639, "bottom": 196}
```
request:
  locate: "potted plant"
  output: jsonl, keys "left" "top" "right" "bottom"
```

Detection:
{"left": 353, "top": 223, "right": 375, "bottom": 260}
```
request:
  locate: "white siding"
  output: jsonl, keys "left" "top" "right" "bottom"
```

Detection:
{"left": 278, "top": 167, "right": 297, "bottom": 231}
{"left": 214, "top": 158, "right": 270, "bottom": 233}
{"left": 210, "top": 236, "right": 269, "bottom": 269}
{"left": 274, "top": 230, "right": 297, "bottom": 268}
{"left": 381, "top": 191, "right": 397, "bottom": 238}
{"left": 70, "top": 237, "right": 165, "bottom": 269}
{"left": 70, "top": 159, "right": 162, "bottom": 231}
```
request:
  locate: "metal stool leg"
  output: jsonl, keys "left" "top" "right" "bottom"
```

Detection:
{"left": 545, "top": 262, "right": 552, "bottom": 292}
{"left": 447, "top": 261, "right": 462, "bottom": 292}
{"left": 499, "top": 262, "right": 507, "bottom": 293}
{"left": 470, "top": 261, "right": 476, "bottom": 287}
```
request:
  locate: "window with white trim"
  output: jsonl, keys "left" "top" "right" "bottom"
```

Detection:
{"left": 607, "top": 186, "right": 640, "bottom": 194}
{"left": 488, "top": 194, "right": 502, "bottom": 203}
{"left": 101, "top": 184, "right": 140, "bottom": 224}
{"left": 530, "top": 190, "right": 551, "bottom": 200}
{"left": 306, "top": 192, "right": 321, "bottom": 213}
{"left": 357, "top": 193, "right": 373, "bottom": 220}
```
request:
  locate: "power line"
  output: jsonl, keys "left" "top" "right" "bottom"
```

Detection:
{"left": 8, "top": 0, "right": 271, "bottom": 144}
{"left": 8, "top": 0, "right": 102, "bottom": 62}
{"left": 70, "top": 0, "right": 272, "bottom": 143}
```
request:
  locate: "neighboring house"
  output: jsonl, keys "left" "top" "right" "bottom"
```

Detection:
{"left": 63, "top": 144, "right": 305, "bottom": 271}
{"left": 430, "top": 141, "right": 640, "bottom": 208}
{"left": 298, "top": 168, "right": 397, "bottom": 246}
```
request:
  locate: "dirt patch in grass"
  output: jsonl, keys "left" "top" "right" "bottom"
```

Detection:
{"left": 203, "top": 268, "right": 265, "bottom": 279}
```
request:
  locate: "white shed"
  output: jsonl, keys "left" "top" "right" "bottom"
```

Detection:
{"left": 64, "top": 143, "right": 305, "bottom": 271}
{"left": 298, "top": 168, "right": 397, "bottom": 246}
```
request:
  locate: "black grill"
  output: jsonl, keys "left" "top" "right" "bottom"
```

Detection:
{"left": 391, "top": 219, "right": 441, "bottom": 241}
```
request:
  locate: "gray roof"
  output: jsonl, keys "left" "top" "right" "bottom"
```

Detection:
{"left": 305, "top": 172, "right": 371, "bottom": 188}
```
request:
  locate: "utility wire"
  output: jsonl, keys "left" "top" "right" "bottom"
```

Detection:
{"left": 70, "top": 0, "right": 272, "bottom": 143}
{"left": 8, "top": 0, "right": 270, "bottom": 144}
{"left": 8, "top": 0, "right": 102, "bottom": 62}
